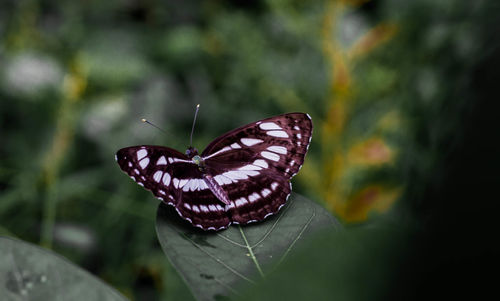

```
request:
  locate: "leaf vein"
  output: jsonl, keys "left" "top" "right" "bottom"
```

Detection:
{"left": 277, "top": 207, "right": 316, "bottom": 265}
{"left": 239, "top": 226, "right": 265, "bottom": 278}
{"left": 251, "top": 197, "right": 293, "bottom": 248}
{"left": 216, "top": 233, "right": 247, "bottom": 248}
{"left": 180, "top": 232, "right": 256, "bottom": 284}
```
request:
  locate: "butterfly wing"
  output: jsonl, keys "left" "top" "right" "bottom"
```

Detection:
{"left": 115, "top": 146, "right": 231, "bottom": 230}
{"left": 200, "top": 112, "right": 313, "bottom": 224}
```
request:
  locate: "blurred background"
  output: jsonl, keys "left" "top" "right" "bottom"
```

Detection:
{"left": 1, "top": 0, "right": 499, "bottom": 300}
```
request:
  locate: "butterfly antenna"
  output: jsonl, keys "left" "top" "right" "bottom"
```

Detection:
{"left": 141, "top": 118, "right": 169, "bottom": 135}
{"left": 190, "top": 104, "right": 200, "bottom": 146}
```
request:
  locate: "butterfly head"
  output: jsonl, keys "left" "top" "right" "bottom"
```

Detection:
{"left": 185, "top": 146, "right": 199, "bottom": 159}
{"left": 187, "top": 147, "right": 205, "bottom": 172}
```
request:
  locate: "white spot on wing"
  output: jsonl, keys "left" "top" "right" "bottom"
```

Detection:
{"left": 253, "top": 159, "right": 269, "bottom": 168}
{"left": 191, "top": 179, "right": 201, "bottom": 191}
{"left": 267, "top": 146, "right": 287, "bottom": 154}
{"left": 248, "top": 192, "right": 260, "bottom": 203}
{"left": 235, "top": 197, "right": 248, "bottom": 207}
{"left": 271, "top": 182, "right": 279, "bottom": 191}
{"left": 294, "top": 126, "right": 300, "bottom": 130}
{"left": 261, "top": 188, "right": 271, "bottom": 197}
{"left": 179, "top": 179, "right": 188, "bottom": 188}
{"left": 267, "top": 130, "right": 289, "bottom": 138}
{"left": 215, "top": 174, "right": 233, "bottom": 185}
{"left": 244, "top": 170, "right": 259, "bottom": 176}
{"left": 184, "top": 203, "right": 191, "bottom": 210}
{"left": 213, "top": 175, "right": 222, "bottom": 185}
{"left": 261, "top": 151, "right": 280, "bottom": 162}
{"left": 214, "top": 170, "right": 260, "bottom": 185}
{"left": 223, "top": 170, "right": 248, "bottom": 181}
{"left": 297, "top": 133, "right": 302, "bottom": 139}
{"left": 199, "top": 180, "right": 209, "bottom": 190}
{"left": 162, "top": 173, "right": 171, "bottom": 186}
{"left": 230, "top": 143, "right": 241, "bottom": 149}
{"left": 259, "top": 122, "right": 282, "bottom": 130}
{"left": 173, "top": 178, "right": 179, "bottom": 188}
{"left": 239, "top": 164, "right": 262, "bottom": 171}
{"left": 185, "top": 179, "right": 194, "bottom": 192}
{"left": 137, "top": 149, "right": 147, "bottom": 160}
{"left": 139, "top": 158, "right": 150, "bottom": 169}
{"left": 153, "top": 171, "right": 163, "bottom": 183}
{"left": 192, "top": 205, "right": 200, "bottom": 213}
{"left": 200, "top": 205, "right": 209, "bottom": 212}
{"left": 208, "top": 204, "right": 217, "bottom": 212}
{"left": 192, "top": 179, "right": 203, "bottom": 192}
{"left": 157, "top": 156, "right": 167, "bottom": 165}
{"left": 241, "top": 138, "right": 263, "bottom": 146}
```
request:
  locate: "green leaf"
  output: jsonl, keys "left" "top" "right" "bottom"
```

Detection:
{"left": 236, "top": 222, "right": 410, "bottom": 301}
{"left": 0, "top": 237, "right": 128, "bottom": 301}
{"left": 155, "top": 193, "right": 339, "bottom": 301}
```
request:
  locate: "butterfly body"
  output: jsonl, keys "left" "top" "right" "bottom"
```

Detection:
{"left": 116, "top": 112, "right": 312, "bottom": 231}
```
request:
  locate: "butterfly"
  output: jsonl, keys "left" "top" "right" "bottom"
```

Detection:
{"left": 115, "top": 112, "right": 313, "bottom": 231}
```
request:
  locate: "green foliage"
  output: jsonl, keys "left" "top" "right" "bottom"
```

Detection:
{"left": 0, "top": 236, "right": 127, "bottom": 300}
{"left": 156, "top": 193, "right": 338, "bottom": 300}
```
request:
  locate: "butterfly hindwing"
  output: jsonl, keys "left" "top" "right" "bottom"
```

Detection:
{"left": 226, "top": 172, "right": 292, "bottom": 224}
{"left": 175, "top": 186, "right": 231, "bottom": 230}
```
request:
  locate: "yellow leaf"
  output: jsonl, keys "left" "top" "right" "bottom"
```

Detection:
{"left": 336, "top": 185, "right": 401, "bottom": 223}
{"left": 347, "top": 137, "right": 395, "bottom": 166}
{"left": 349, "top": 23, "right": 398, "bottom": 59}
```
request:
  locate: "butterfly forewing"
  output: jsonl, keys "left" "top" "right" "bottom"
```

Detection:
{"left": 116, "top": 146, "right": 192, "bottom": 203}
{"left": 116, "top": 112, "right": 313, "bottom": 230}
{"left": 202, "top": 113, "right": 312, "bottom": 177}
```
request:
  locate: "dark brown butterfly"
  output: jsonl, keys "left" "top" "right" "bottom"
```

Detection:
{"left": 116, "top": 112, "right": 312, "bottom": 231}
